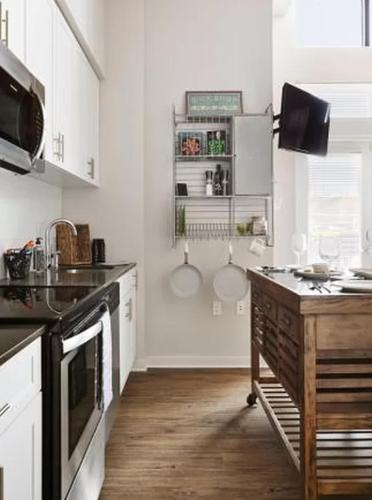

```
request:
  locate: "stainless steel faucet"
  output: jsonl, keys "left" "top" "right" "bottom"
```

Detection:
{"left": 44, "top": 218, "right": 77, "bottom": 270}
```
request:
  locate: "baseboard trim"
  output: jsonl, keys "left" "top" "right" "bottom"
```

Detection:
{"left": 133, "top": 356, "right": 251, "bottom": 371}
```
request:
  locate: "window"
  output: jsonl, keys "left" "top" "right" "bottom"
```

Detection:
{"left": 301, "top": 84, "right": 372, "bottom": 118}
{"left": 304, "top": 151, "right": 363, "bottom": 269}
{"left": 296, "top": 0, "right": 369, "bottom": 47}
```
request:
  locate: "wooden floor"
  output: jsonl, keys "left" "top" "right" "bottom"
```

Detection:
{"left": 100, "top": 370, "right": 363, "bottom": 500}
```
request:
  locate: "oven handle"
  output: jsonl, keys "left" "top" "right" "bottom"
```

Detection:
{"left": 62, "top": 320, "right": 103, "bottom": 355}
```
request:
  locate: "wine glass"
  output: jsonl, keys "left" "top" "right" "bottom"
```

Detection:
{"left": 291, "top": 233, "right": 307, "bottom": 267}
{"left": 319, "top": 234, "right": 340, "bottom": 269}
{"left": 364, "top": 228, "right": 372, "bottom": 255}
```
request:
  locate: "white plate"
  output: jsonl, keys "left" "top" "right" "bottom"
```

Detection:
{"left": 350, "top": 268, "right": 372, "bottom": 279}
{"left": 295, "top": 270, "right": 342, "bottom": 280}
{"left": 334, "top": 280, "right": 372, "bottom": 293}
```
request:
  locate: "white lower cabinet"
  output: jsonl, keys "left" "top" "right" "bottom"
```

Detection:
{"left": 0, "top": 393, "right": 42, "bottom": 500}
{"left": 117, "top": 269, "right": 137, "bottom": 393}
{"left": 0, "top": 339, "right": 42, "bottom": 500}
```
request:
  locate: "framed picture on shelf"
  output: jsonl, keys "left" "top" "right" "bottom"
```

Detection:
{"left": 177, "top": 131, "right": 204, "bottom": 156}
{"left": 186, "top": 91, "right": 243, "bottom": 116}
{"left": 207, "top": 130, "right": 226, "bottom": 156}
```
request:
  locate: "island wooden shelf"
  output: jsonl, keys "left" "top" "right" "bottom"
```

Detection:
{"left": 247, "top": 268, "right": 372, "bottom": 499}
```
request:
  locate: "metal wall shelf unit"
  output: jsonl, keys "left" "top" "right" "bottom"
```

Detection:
{"left": 172, "top": 106, "right": 274, "bottom": 247}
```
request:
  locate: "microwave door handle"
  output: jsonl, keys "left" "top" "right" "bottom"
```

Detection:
{"left": 30, "top": 88, "right": 46, "bottom": 164}
{"left": 62, "top": 321, "right": 102, "bottom": 355}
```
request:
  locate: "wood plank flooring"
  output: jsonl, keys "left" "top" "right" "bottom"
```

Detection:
{"left": 100, "top": 370, "right": 366, "bottom": 500}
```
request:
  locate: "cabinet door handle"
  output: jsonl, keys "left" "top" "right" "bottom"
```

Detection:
{"left": 87, "top": 158, "right": 95, "bottom": 179}
{"left": 0, "top": 403, "right": 10, "bottom": 418}
{"left": 3, "top": 8, "right": 7, "bottom": 47}
{"left": 0, "top": 4, "right": 8, "bottom": 47}
{"left": 61, "top": 134, "right": 65, "bottom": 162}
{"left": 53, "top": 134, "right": 62, "bottom": 160}
{"left": 125, "top": 298, "right": 133, "bottom": 320}
{"left": 0, "top": 3, "right": 2, "bottom": 43}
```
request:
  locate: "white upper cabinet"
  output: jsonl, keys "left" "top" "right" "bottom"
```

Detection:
{"left": 0, "top": 0, "right": 101, "bottom": 187}
{"left": 52, "top": 6, "right": 100, "bottom": 185}
{"left": 53, "top": 6, "right": 80, "bottom": 176}
{"left": 0, "top": 0, "right": 26, "bottom": 62}
{"left": 79, "top": 53, "right": 100, "bottom": 185}
{"left": 25, "top": 0, "right": 54, "bottom": 162}
{"left": 55, "top": 0, "right": 105, "bottom": 76}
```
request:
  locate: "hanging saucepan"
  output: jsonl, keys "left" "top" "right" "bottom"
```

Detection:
{"left": 213, "top": 241, "right": 249, "bottom": 302}
{"left": 169, "top": 242, "right": 203, "bottom": 298}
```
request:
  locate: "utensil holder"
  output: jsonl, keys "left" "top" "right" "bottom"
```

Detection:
{"left": 4, "top": 251, "right": 32, "bottom": 279}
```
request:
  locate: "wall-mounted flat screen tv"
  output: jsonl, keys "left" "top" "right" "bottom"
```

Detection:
{"left": 278, "top": 83, "right": 331, "bottom": 156}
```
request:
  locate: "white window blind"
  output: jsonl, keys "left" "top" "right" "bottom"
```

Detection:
{"left": 301, "top": 84, "right": 372, "bottom": 118}
{"left": 307, "top": 152, "right": 362, "bottom": 269}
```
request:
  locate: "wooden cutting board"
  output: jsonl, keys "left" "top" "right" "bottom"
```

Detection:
{"left": 56, "top": 224, "right": 92, "bottom": 265}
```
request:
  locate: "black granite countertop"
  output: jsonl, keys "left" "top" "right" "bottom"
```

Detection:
{"left": 0, "top": 263, "right": 136, "bottom": 288}
{"left": 0, "top": 324, "right": 45, "bottom": 366}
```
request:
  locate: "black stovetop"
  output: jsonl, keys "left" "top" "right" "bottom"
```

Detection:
{"left": 0, "top": 286, "right": 97, "bottom": 325}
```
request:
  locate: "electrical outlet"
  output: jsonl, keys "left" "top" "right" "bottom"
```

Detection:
{"left": 237, "top": 301, "right": 246, "bottom": 315}
{"left": 213, "top": 301, "right": 222, "bottom": 316}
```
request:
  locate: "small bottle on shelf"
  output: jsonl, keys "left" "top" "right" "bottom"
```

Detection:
{"left": 213, "top": 164, "right": 222, "bottom": 196}
{"left": 205, "top": 170, "right": 213, "bottom": 196}
{"left": 221, "top": 168, "right": 230, "bottom": 196}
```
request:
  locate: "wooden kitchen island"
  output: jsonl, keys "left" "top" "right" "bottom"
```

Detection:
{"left": 247, "top": 268, "right": 372, "bottom": 499}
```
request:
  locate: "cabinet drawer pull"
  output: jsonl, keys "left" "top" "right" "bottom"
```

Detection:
{"left": 265, "top": 302, "right": 271, "bottom": 310}
{"left": 0, "top": 403, "right": 10, "bottom": 418}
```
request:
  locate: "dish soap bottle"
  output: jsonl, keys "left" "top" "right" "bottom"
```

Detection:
{"left": 33, "top": 237, "right": 45, "bottom": 273}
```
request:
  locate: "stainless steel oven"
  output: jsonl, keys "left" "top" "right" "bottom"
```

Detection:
{"left": 60, "top": 305, "right": 105, "bottom": 500}
{"left": 0, "top": 39, "right": 45, "bottom": 174}
{"left": 44, "top": 283, "right": 120, "bottom": 500}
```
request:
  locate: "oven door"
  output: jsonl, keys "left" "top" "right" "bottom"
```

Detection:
{"left": 60, "top": 310, "right": 104, "bottom": 500}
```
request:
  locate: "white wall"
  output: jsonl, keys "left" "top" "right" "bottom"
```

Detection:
{"left": 0, "top": 170, "right": 62, "bottom": 278}
{"left": 273, "top": 3, "right": 372, "bottom": 266}
{"left": 63, "top": 0, "right": 273, "bottom": 368}
{"left": 143, "top": 0, "right": 272, "bottom": 367}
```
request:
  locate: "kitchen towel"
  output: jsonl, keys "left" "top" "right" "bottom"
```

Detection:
{"left": 101, "top": 308, "right": 113, "bottom": 411}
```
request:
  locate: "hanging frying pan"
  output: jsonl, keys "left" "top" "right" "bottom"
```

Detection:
{"left": 213, "top": 242, "right": 249, "bottom": 302}
{"left": 169, "top": 242, "right": 203, "bottom": 298}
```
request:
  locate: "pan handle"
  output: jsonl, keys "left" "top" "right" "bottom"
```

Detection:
{"left": 184, "top": 241, "right": 189, "bottom": 264}
{"left": 228, "top": 241, "right": 233, "bottom": 264}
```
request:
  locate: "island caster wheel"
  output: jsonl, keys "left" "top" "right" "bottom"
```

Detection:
{"left": 247, "top": 393, "right": 257, "bottom": 406}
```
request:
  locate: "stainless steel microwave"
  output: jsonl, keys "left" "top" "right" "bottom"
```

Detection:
{"left": 0, "top": 41, "right": 45, "bottom": 175}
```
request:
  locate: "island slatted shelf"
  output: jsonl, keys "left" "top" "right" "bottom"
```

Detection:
{"left": 247, "top": 268, "right": 372, "bottom": 499}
